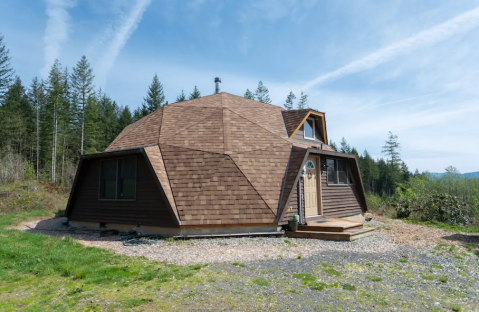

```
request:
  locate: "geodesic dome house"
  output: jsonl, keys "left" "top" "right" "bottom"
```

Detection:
{"left": 66, "top": 92, "right": 367, "bottom": 236}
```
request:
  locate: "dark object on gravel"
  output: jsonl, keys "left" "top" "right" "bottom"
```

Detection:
{"left": 365, "top": 217, "right": 372, "bottom": 221}
{"left": 0, "top": 192, "right": 19, "bottom": 199}
{"left": 100, "top": 229, "right": 120, "bottom": 237}
{"left": 22, "top": 186, "right": 38, "bottom": 192}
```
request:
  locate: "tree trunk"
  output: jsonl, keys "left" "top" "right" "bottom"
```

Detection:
{"left": 36, "top": 99, "right": 39, "bottom": 179}
{"left": 81, "top": 93, "right": 85, "bottom": 155}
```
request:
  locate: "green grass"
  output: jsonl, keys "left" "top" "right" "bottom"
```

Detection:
{"left": 252, "top": 278, "right": 270, "bottom": 286}
{"left": 398, "top": 259, "right": 408, "bottom": 263}
{"left": 292, "top": 273, "right": 316, "bottom": 283}
{"left": 366, "top": 275, "right": 382, "bottom": 282}
{"left": 404, "top": 219, "right": 479, "bottom": 234}
{"left": 231, "top": 261, "right": 247, "bottom": 267}
{"left": 0, "top": 209, "right": 203, "bottom": 310}
{"left": 323, "top": 268, "right": 342, "bottom": 276}
{"left": 438, "top": 276, "right": 449, "bottom": 283}
{"left": 421, "top": 274, "right": 436, "bottom": 281}
{"left": 451, "top": 305, "right": 461, "bottom": 311}
{"left": 431, "top": 264, "right": 443, "bottom": 270}
{"left": 342, "top": 283, "right": 357, "bottom": 291}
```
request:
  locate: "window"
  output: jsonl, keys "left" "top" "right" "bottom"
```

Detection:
{"left": 305, "top": 160, "right": 315, "bottom": 169}
{"left": 304, "top": 118, "right": 314, "bottom": 139}
{"left": 99, "top": 157, "right": 137, "bottom": 200}
{"left": 326, "top": 158, "right": 349, "bottom": 185}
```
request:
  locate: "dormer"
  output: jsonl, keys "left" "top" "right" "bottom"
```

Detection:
{"left": 282, "top": 109, "right": 327, "bottom": 144}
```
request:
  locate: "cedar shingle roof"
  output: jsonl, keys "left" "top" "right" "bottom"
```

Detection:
{"left": 105, "top": 93, "right": 332, "bottom": 225}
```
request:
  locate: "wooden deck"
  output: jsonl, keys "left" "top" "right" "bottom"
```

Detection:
{"left": 286, "top": 218, "right": 374, "bottom": 241}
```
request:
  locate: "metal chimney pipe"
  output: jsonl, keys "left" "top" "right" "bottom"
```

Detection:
{"left": 214, "top": 77, "right": 221, "bottom": 94}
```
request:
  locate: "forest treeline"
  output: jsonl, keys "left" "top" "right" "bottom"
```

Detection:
{"left": 0, "top": 34, "right": 308, "bottom": 187}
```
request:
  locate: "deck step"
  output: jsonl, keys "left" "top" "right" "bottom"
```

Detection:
{"left": 286, "top": 227, "right": 375, "bottom": 241}
{"left": 301, "top": 218, "right": 363, "bottom": 233}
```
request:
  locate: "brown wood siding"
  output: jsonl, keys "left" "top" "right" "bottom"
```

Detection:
{"left": 280, "top": 177, "right": 305, "bottom": 224}
{"left": 68, "top": 153, "right": 177, "bottom": 227}
{"left": 319, "top": 156, "right": 363, "bottom": 218}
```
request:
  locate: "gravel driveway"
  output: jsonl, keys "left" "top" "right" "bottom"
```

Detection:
{"left": 16, "top": 216, "right": 479, "bottom": 311}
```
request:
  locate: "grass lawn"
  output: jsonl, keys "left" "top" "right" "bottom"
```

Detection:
{"left": 0, "top": 210, "right": 206, "bottom": 311}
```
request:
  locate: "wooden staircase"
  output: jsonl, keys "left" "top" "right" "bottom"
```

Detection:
{"left": 286, "top": 218, "right": 374, "bottom": 241}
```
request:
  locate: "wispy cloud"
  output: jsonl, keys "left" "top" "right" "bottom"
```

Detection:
{"left": 41, "top": 0, "right": 75, "bottom": 77}
{"left": 96, "top": 0, "right": 151, "bottom": 87}
{"left": 303, "top": 5, "right": 479, "bottom": 90}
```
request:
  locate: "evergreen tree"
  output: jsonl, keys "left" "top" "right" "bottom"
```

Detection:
{"left": 244, "top": 89, "right": 254, "bottom": 100}
{"left": 28, "top": 77, "right": 45, "bottom": 178}
{"left": 0, "top": 34, "right": 14, "bottom": 102}
{"left": 117, "top": 106, "right": 133, "bottom": 132}
{"left": 329, "top": 140, "right": 338, "bottom": 151}
{"left": 254, "top": 81, "right": 271, "bottom": 104}
{"left": 188, "top": 86, "right": 201, "bottom": 100}
{"left": 401, "top": 161, "right": 410, "bottom": 182}
{"left": 339, "top": 137, "right": 351, "bottom": 154}
{"left": 98, "top": 90, "right": 119, "bottom": 150}
{"left": 297, "top": 91, "right": 308, "bottom": 109}
{"left": 0, "top": 76, "right": 34, "bottom": 155}
{"left": 143, "top": 74, "right": 165, "bottom": 112}
{"left": 350, "top": 147, "right": 359, "bottom": 157}
{"left": 284, "top": 91, "right": 295, "bottom": 110}
{"left": 176, "top": 90, "right": 186, "bottom": 102}
{"left": 381, "top": 131, "right": 402, "bottom": 194}
{"left": 71, "top": 56, "right": 94, "bottom": 155}
{"left": 84, "top": 92, "right": 101, "bottom": 154}
{"left": 133, "top": 104, "right": 148, "bottom": 121}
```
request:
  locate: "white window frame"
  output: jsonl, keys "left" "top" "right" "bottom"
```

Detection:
{"left": 303, "top": 118, "right": 315, "bottom": 140}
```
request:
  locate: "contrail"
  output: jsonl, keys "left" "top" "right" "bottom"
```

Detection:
{"left": 303, "top": 6, "right": 479, "bottom": 90}
{"left": 42, "top": 0, "right": 75, "bottom": 77}
{"left": 97, "top": 0, "right": 152, "bottom": 87}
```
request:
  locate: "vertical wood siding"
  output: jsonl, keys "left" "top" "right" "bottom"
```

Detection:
{"left": 319, "top": 156, "right": 363, "bottom": 218}
{"left": 68, "top": 154, "right": 177, "bottom": 227}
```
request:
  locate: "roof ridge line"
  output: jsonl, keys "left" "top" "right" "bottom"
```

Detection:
{"left": 106, "top": 109, "right": 160, "bottom": 150}
{"left": 165, "top": 93, "right": 221, "bottom": 107}
{"left": 156, "top": 144, "right": 181, "bottom": 222}
{"left": 160, "top": 109, "right": 223, "bottom": 140}
{"left": 231, "top": 142, "right": 292, "bottom": 155}
{"left": 228, "top": 155, "right": 277, "bottom": 216}
{"left": 225, "top": 108, "right": 292, "bottom": 145}
{"left": 159, "top": 142, "right": 226, "bottom": 156}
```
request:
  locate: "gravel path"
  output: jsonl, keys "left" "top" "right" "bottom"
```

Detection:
{"left": 15, "top": 215, "right": 479, "bottom": 311}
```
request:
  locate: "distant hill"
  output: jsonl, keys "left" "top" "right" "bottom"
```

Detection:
{"left": 428, "top": 171, "right": 479, "bottom": 179}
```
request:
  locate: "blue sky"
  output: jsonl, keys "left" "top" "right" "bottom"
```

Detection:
{"left": 1, "top": 0, "right": 479, "bottom": 173}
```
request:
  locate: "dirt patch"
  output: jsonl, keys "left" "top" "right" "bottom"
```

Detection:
{"left": 368, "top": 213, "right": 479, "bottom": 247}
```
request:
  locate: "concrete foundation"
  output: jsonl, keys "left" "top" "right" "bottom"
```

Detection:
{"left": 68, "top": 220, "right": 282, "bottom": 237}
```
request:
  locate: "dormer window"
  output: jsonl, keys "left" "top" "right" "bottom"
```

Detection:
{"left": 304, "top": 118, "right": 315, "bottom": 140}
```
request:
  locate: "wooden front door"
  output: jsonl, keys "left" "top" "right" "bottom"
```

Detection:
{"left": 304, "top": 157, "right": 320, "bottom": 217}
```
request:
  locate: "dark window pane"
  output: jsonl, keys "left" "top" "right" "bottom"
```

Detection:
{"left": 117, "top": 158, "right": 136, "bottom": 199}
{"left": 304, "top": 119, "right": 314, "bottom": 138}
{"left": 100, "top": 160, "right": 117, "bottom": 199}
{"left": 327, "top": 159, "right": 337, "bottom": 184}
{"left": 338, "top": 160, "right": 348, "bottom": 184}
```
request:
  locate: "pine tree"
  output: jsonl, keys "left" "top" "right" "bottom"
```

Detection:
{"left": 254, "top": 81, "right": 271, "bottom": 104}
{"left": 98, "top": 90, "right": 119, "bottom": 150}
{"left": 176, "top": 90, "right": 186, "bottom": 102}
{"left": 0, "top": 34, "right": 14, "bottom": 102}
{"left": 28, "top": 77, "right": 45, "bottom": 178}
{"left": 71, "top": 55, "right": 94, "bottom": 156}
{"left": 382, "top": 131, "right": 402, "bottom": 194}
{"left": 297, "top": 91, "right": 308, "bottom": 109}
{"left": 133, "top": 104, "right": 148, "bottom": 121}
{"left": 329, "top": 141, "right": 338, "bottom": 152}
{"left": 117, "top": 106, "right": 133, "bottom": 132}
{"left": 84, "top": 92, "right": 101, "bottom": 154}
{"left": 143, "top": 74, "right": 165, "bottom": 112}
{"left": 188, "top": 86, "right": 201, "bottom": 100}
{"left": 0, "top": 76, "right": 34, "bottom": 155}
{"left": 339, "top": 137, "right": 351, "bottom": 154}
{"left": 284, "top": 91, "right": 295, "bottom": 110}
{"left": 244, "top": 89, "right": 254, "bottom": 100}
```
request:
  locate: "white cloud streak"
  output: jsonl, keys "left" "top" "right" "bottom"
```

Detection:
{"left": 303, "top": 6, "right": 479, "bottom": 90}
{"left": 42, "top": 0, "right": 75, "bottom": 77}
{"left": 96, "top": 0, "right": 151, "bottom": 87}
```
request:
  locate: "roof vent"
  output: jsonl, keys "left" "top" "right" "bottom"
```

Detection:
{"left": 214, "top": 77, "right": 221, "bottom": 94}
